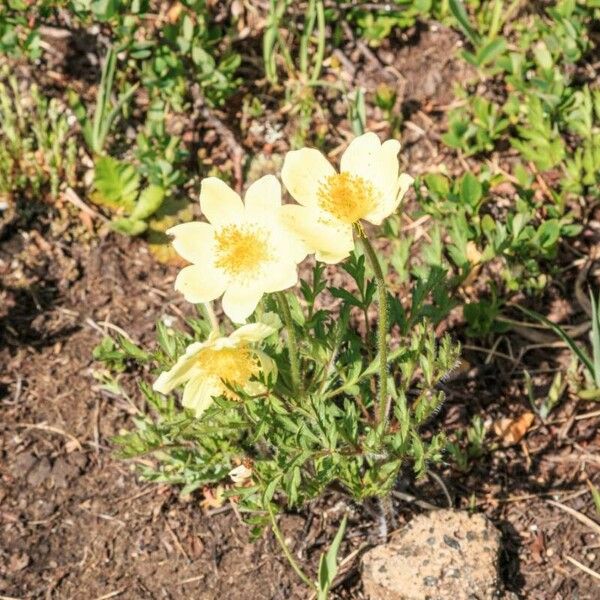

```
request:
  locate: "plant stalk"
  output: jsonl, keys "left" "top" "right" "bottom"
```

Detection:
{"left": 276, "top": 291, "right": 301, "bottom": 396}
{"left": 360, "top": 235, "right": 389, "bottom": 427}
{"left": 267, "top": 503, "right": 315, "bottom": 590}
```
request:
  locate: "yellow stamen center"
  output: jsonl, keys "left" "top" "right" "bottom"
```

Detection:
{"left": 317, "top": 172, "right": 377, "bottom": 224}
{"left": 199, "top": 346, "right": 260, "bottom": 400}
{"left": 214, "top": 224, "right": 270, "bottom": 277}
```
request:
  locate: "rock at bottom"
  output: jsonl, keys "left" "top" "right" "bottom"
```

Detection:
{"left": 361, "top": 509, "right": 501, "bottom": 600}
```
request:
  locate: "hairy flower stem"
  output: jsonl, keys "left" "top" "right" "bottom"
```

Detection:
{"left": 360, "top": 234, "right": 389, "bottom": 428}
{"left": 267, "top": 503, "right": 315, "bottom": 590}
{"left": 201, "top": 301, "right": 220, "bottom": 332}
{"left": 276, "top": 291, "right": 301, "bottom": 396}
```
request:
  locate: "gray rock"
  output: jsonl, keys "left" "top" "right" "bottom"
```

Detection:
{"left": 362, "top": 509, "right": 502, "bottom": 600}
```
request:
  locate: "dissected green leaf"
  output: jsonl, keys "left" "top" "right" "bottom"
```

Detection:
{"left": 91, "top": 156, "right": 139, "bottom": 212}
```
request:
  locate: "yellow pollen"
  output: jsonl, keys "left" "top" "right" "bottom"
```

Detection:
{"left": 199, "top": 346, "right": 260, "bottom": 400}
{"left": 214, "top": 224, "right": 270, "bottom": 276}
{"left": 317, "top": 173, "right": 377, "bottom": 224}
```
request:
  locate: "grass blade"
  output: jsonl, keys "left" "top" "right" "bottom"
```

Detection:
{"left": 590, "top": 291, "right": 600, "bottom": 387}
{"left": 514, "top": 305, "right": 594, "bottom": 378}
{"left": 449, "top": 0, "right": 480, "bottom": 45}
{"left": 317, "top": 514, "right": 347, "bottom": 599}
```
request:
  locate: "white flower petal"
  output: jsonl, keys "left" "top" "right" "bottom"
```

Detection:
{"left": 244, "top": 175, "right": 281, "bottom": 216}
{"left": 221, "top": 283, "right": 264, "bottom": 323}
{"left": 282, "top": 148, "right": 335, "bottom": 208}
{"left": 262, "top": 259, "right": 298, "bottom": 293}
{"left": 229, "top": 323, "right": 275, "bottom": 344}
{"left": 376, "top": 138, "right": 402, "bottom": 196}
{"left": 174, "top": 264, "right": 227, "bottom": 304}
{"left": 182, "top": 374, "right": 221, "bottom": 418}
{"left": 397, "top": 172, "right": 415, "bottom": 201}
{"left": 272, "top": 216, "right": 309, "bottom": 263}
{"left": 229, "top": 464, "right": 252, "bottom": 483}
{"left": 153, "top": 342, "right": 205, "bottom": 394}
{"left": 340, "top": 132, "right": 382, "bottom": 178}
{"left": 200, "top": 177, "right": 244, "bottom": 226}
{"left": 315, "top": 247, "right": 353, "bottom": 264}
{"left": 166, "top": 221, "right": 215, "bottom": 264}
{"left": 363, "top": 172, "right": 414, "bottom": 225}
{"left": 280, "top": 204, "right": 354, "bottom": 264}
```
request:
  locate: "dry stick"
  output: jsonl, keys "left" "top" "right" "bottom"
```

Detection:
{"left": 546, "top": 499, "right": 600, "bottom": 537}
{"left": 165, "top": 519, "right": 191, "bottom": 563}
{"left": 391, "top": 490, "right": 439, "bottom": 511}
{"left": 198, "top": 105, "right": 243, "bottom": 192}
{"left": 428, "top": 471, "right": 453, "bottom": 508}
{"left": 63, "top": 186, "right": 109, "bottom": 222}
{"left": 91, "top": 590, "right": 126, "bottom": 600}
{"left": 565, "top": 555, "right": 600, "bottom": 581}
{"left": 16, "top": 422, "right": 82, "bottom": 450}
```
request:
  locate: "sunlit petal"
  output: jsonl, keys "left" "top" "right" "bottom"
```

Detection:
{"left": 153, "top": 342, "right": 205, "bottom": 394}
{"left": 339, "top": 132, "right": 382, "bottom": 179}
{"left": 182, "top": 374, "right": 221, "bottom": 418}
{"left": 174, "top": 264, "right": 227, "bottom": 304}
{"left": 229, "top": 323, "right": 275, "bottom": 344}
{"left": 200, "top": 177, "right": 244, "bottom": 226}
{"left": 282, "top": 148, "right": 335, "bottom": 207}
{"left": 221, "top": 283, "right": 264, "bottom": 323}
{"left": 166, "top": 221, "right": 215, "bottom": 264}
{"left": 244, "top": 175, "right": 281, "bottom": 216}
{"left": 363, "top": 172, "right": 414, "bottom": 225}
{"left": 280, "top": 204, "right": 354, "bottom": 264}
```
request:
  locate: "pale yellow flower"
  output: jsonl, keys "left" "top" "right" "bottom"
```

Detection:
{"left": 153, "top": 323, "right": 275, "bottom": 418}
{"left": 280, "top": 132, "right": 413, "bottom": 263}
{"left": 168, "top": 175, "right": 307, "bottom": 323}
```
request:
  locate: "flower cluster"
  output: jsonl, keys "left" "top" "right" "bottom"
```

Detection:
{"left": 154, "top": 132, "right": 412, "bottom": 420}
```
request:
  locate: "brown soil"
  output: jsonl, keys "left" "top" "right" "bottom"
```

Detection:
{"left": 1, "top": 20, "right": 600, "bottom": 600}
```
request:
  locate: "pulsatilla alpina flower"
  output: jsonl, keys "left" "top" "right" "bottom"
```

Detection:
{"left": 153, "top": 323, "right": 275, "bottom": 418}
{"left": 280, "top": 132, "right": 414, "bottom": 263}
{"left": 167, "top": 175, "right": 307, "bottom": 323}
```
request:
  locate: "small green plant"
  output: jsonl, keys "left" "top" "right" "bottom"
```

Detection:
{"left": 345, "top": 0, "right": 439, "bottom": 45}
{"left": 263, "top": 0, "right": 325, "bottom": 86}
{"left": 415, "top": 171, "right": 580, "bottom": 292}
{"left": 448, "top": 0, "right": 508, "bottom": 71}
{"left": 0, "top": 70, "right": 76, "bottom": 204}
{"left": 68, "top": 46, "right": 137, "bottom": 156}
{"left": 446, "top": 415, "right": 487, "bottom": 473}
{"left": 262, "top": 0, "right": 338, "bottom": 147}
{"left": 442, "top": 95, "right": 509, "bottom": 155}
{"left": 91, "top": 155, "right": 165, "bottom": 235}
{"left": 524, "top": 369, "right": 565, "bottom": 422}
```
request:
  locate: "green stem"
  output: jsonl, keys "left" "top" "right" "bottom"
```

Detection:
{"left": 360, "top": 235, "right": 389, "bottom": 427}
{"left": 310, "top": 0, "right": 326, "bottom": 84}
{"left": 267, "top": 504, "right": 315, "bottom": 590}
{"left": 276, "top": 291, "right": 301, "bottom": 396}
